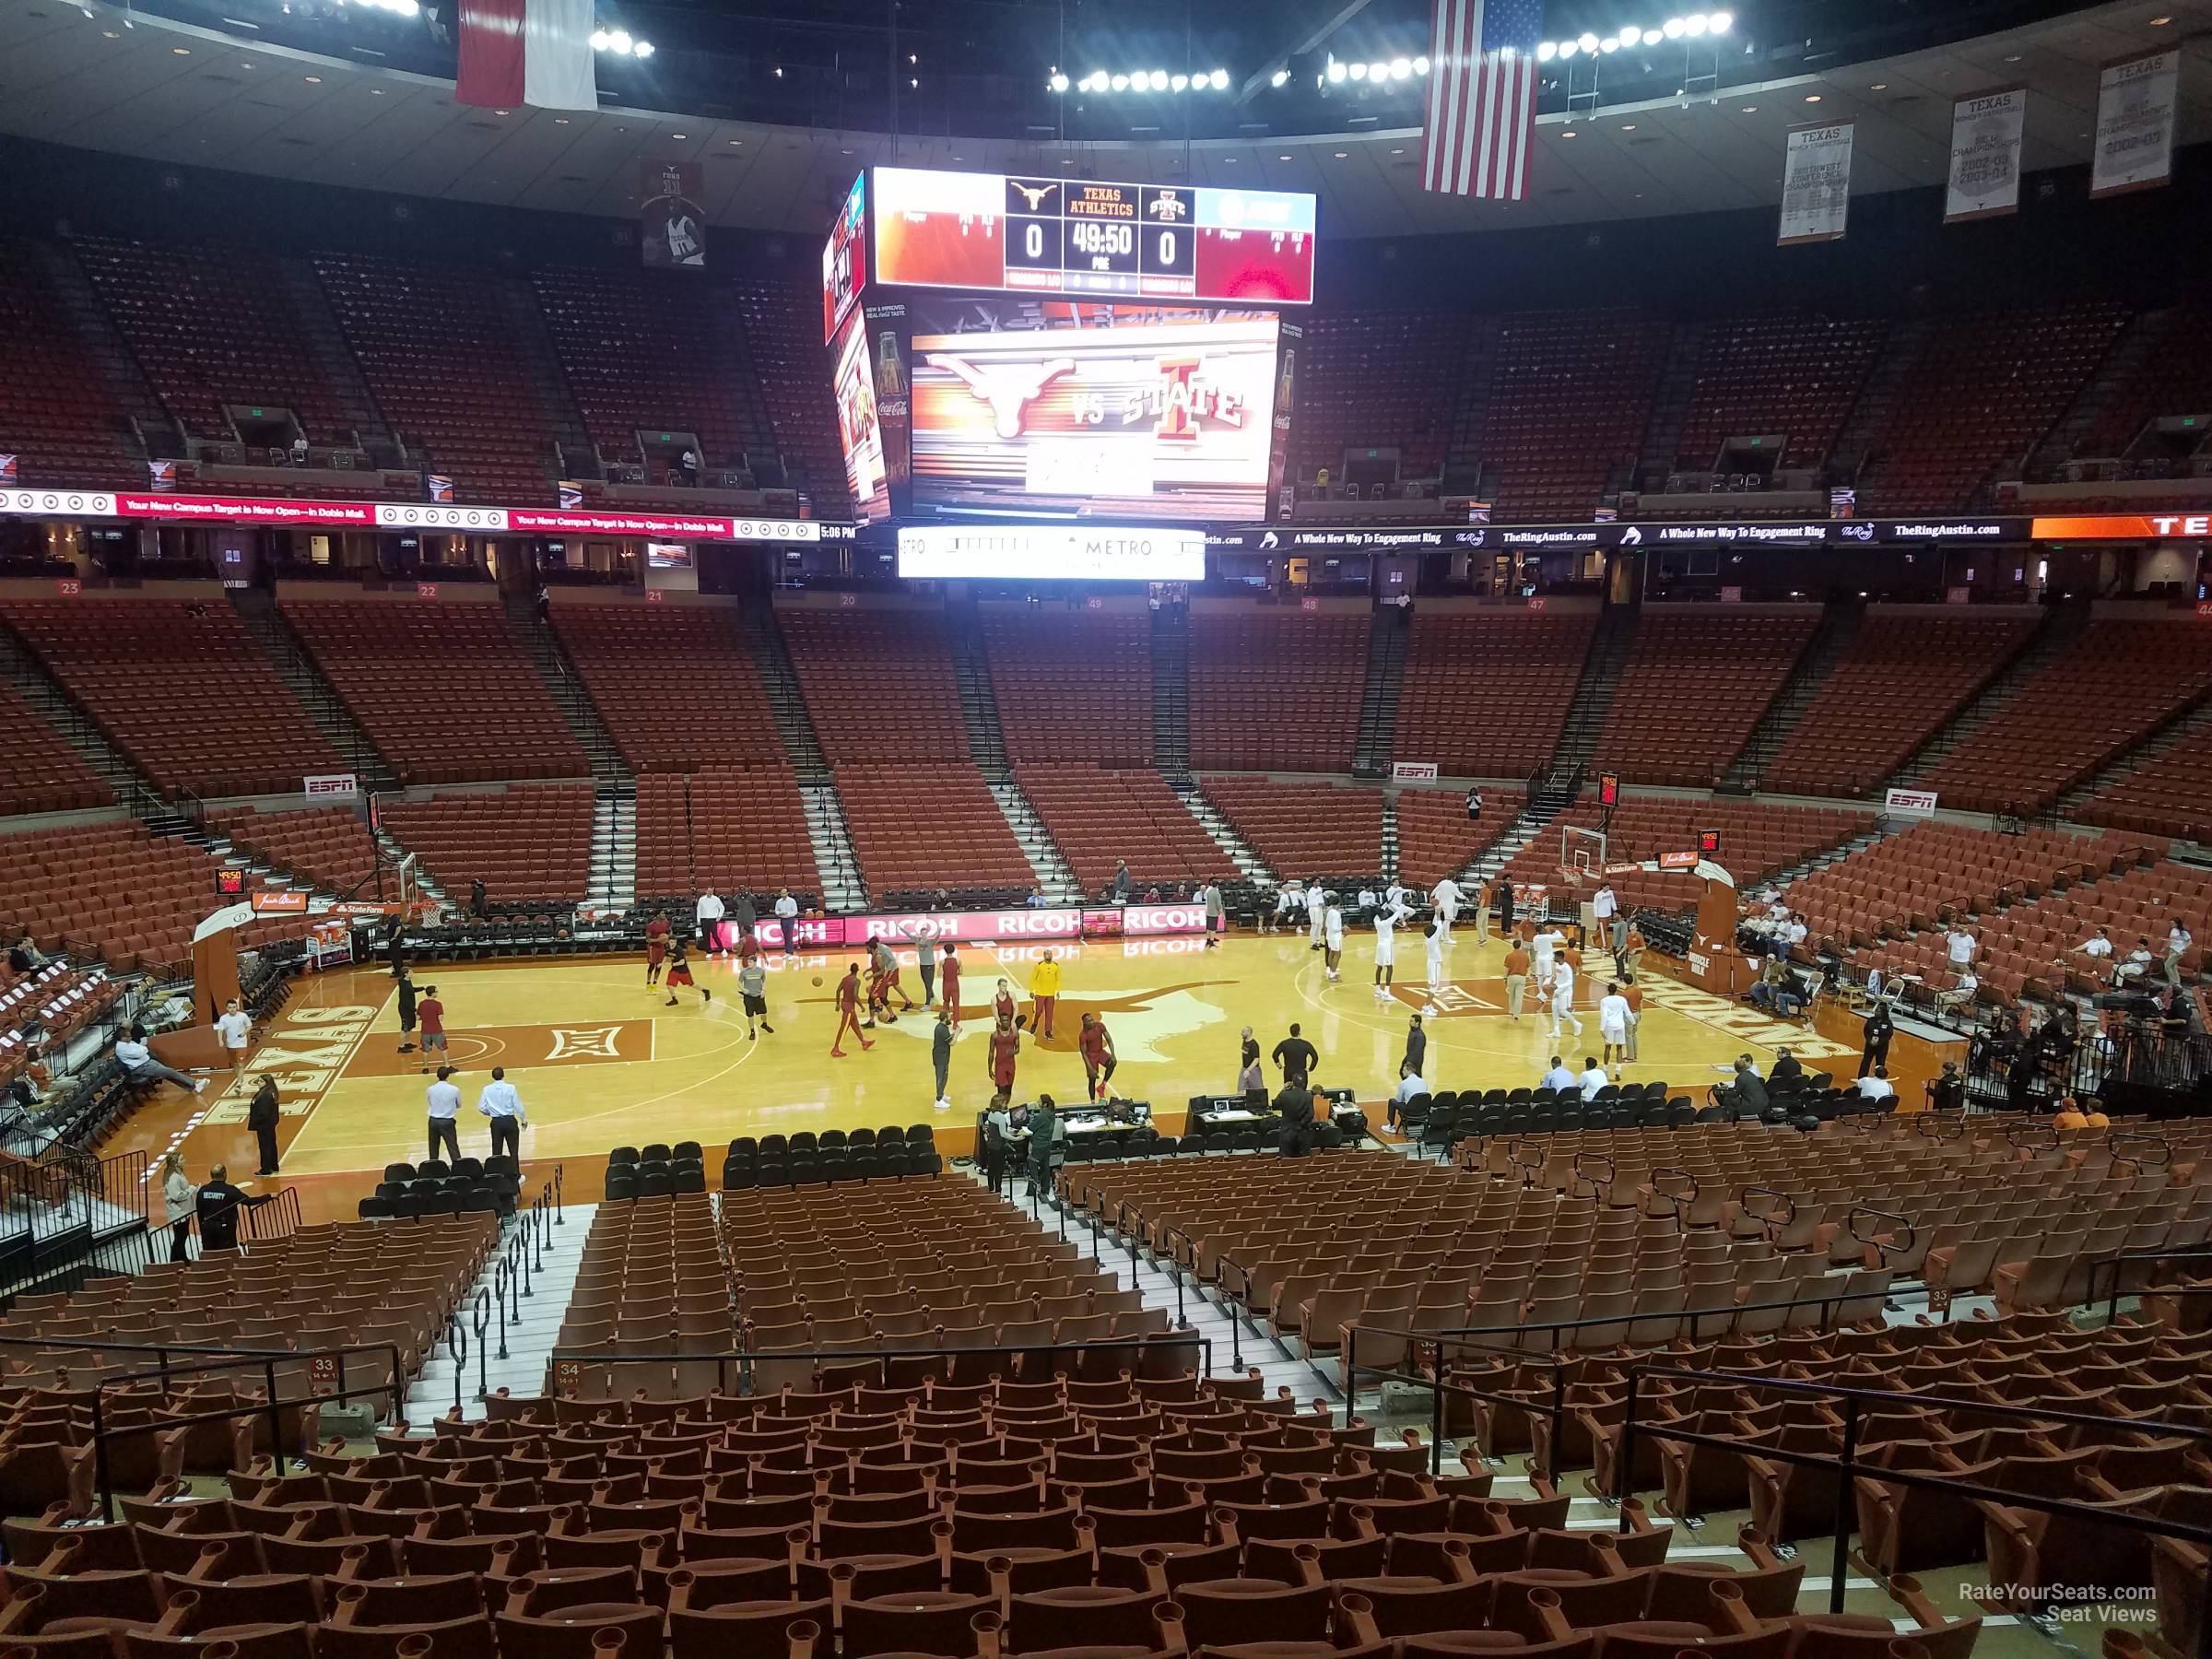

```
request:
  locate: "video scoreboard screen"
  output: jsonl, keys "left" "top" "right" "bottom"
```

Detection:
{"left": 822, "top": 173, "right": 868, "bottom": 343}
{"left": 872, "top": 167, "right": 1315, "bottom": 306}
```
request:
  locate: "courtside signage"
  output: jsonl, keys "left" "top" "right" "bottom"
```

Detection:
{"left": 746, "top": 905, "right": 1206, "bottom": 949}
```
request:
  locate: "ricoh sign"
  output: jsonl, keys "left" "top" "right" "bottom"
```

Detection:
{"left": 896, "top": 524, "right": 1205, "bottom": 581}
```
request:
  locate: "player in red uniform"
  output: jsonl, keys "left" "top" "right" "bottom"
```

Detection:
{"left": 987, "top": 1013, "right": 1020, "bottom": 1104}
{"left": 830, "top": 963, "right": 873, "bottom": 1057}
{"left": 663, "top": 937, "right": 711, "bottom": 1007}
{"left": 993, "top": 978, "right": 1017, "bottom": 1028}
{"left": 939, "top": 945, "right": 963, "bottom": 1030}
{"left": 659, "top": 937, "right": 712, "bottom": 1013}
{"left": 1078, "top": 1012, "right": 1117, "bottom": 1101}
{"left": 643, "top": 912, "right": 670, "bottom": 986}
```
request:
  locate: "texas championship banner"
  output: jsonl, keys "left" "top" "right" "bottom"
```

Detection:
{"left": 1946, "top": 87, "right": 2025, "bottom": 223}
{"left": 2090, "top": 49, "right": 2179, "bottom": 199}
{"left": 1779, "top": 122, "right": 1854, "bottom": 245}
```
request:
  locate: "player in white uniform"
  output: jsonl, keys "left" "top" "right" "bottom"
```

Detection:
{"left": 1323, "top": 900, "right": 1346, "bottom": 982}
{"left": 1371, "top": 900, "right": 1413, "bottom": 1000}
{"left": 1430, "top": 877, "right": 1463, "bottom": 938}
{"left": 1306, "top": 883, "right": 1327, "bottom": 951}
{"left": 1549, "top": 958, "right": 1583, "bottom": 1041}
{"left": 1598, "top": 982, "right": 1632, "bottom": 1076}
{"left": 1423, "top": 912, "right": 1447, "bottom": 1011}
{"left": 1530, "top": 926, "right": 1567, "bottom": 995}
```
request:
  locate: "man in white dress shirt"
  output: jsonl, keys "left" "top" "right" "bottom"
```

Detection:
{"left": 696, "top": 888, "right": 727, "bottom": 957}
{"left": 116, "top": 1025, "right": 205, "bottom": 1096}
{"left": 425, "top": 1065, "right": 462, "bottom": 1162}
{"left": 477, "top": 1066, "right": 527, "bottom": 1160}
{"left": 772, "top": 888, "right": 800, "bottom": 954}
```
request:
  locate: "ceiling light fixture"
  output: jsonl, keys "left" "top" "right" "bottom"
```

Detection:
{"left": 171, "top": 44, "right": 189, "bottom": 53}
{"left": 1270, "top": 68, "right": 1288, "bottom": 86}
{"left": 1536, "top": 40, "right": 1556, "bottom": 59}
{"left": 1804, "top": 92, "right": 1821, "bottom": 100}
{"left": 1208, "top": 68, "right": 1229, "bottom": 88}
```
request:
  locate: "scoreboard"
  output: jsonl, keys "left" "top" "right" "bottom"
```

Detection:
{"left": 870, "top": 166, "right": 1315, "bottom": 306}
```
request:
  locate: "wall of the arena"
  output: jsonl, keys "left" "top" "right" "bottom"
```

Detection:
{"left": 3, "top": 131, "right": 2205, "bottom": 320}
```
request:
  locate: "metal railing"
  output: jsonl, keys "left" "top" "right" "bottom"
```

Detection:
{"left": 85, "top": 1342, "right": 407, "bottom": 1521}
{"left": 1610, "top": 1366, "right": 2212, "bottom": 1631}
{"left": 544, "top": 1333, "right": 1211, "bottom": 1403}
{"left": 0, "top": 1143, "right": 149, "bottom": 1299}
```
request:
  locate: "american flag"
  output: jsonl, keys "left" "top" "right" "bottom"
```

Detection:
{"left": 1423, "top": 0, "right": 1543, "bottom": 199}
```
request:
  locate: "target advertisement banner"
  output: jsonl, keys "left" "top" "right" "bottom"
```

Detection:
{"left": 1778, "top": 122, "right": 1854, "bottom": 245}
{"left": 2091, "top": 49, "right": 2179, "bottom": 198}
{"left": 1946, "top": 87, "right": 2026, "bottom": 223}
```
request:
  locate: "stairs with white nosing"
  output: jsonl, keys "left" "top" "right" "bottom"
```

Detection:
{"left": 1178, "top": 783, "right": 1274, "bottom": 885}
{"left": 990, "top": 781, "right": 1081, "bottom": 904}
{"left": 799, "top": 785, "right": 867, "bottom": 912}
{"left": 406, "top": 1203, "right": 595, "bottom": 1422}
{"left": 589, "top": 790, "right": 637, "bottom": 912}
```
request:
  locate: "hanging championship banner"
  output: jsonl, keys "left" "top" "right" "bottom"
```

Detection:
{"left": 1779, "top": 121, "right": 1853, "bottom": 245}
{"left": 641, "top": 159, "right": 706, "bottom": 267}
{"left": 2091, "top": 49, "right": 2178, "bottom": 198}
{"left": 1946, "top": 87, "right": 2025, "bottom": 222}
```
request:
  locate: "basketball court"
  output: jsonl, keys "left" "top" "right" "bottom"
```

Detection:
{"left": 113, "top": 924, "right": 1962, "bottom": 1221}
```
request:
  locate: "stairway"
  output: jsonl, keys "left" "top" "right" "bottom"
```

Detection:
{"left": 1632, "top": 320, "right": 1707, "bottom": 488}
{"left": 706, "top": 288, "right": 785, "bottom": 480}
{"left": 277, "top": 260, "right": 400, "bottom": 464}
{"left": 0, "top": 621, "right": 161, "bottom": 811}
{"left": 2054, "top": 695, "right": 2212, "bottom": 818}
{"left": 1179, "top": 783, "right": 1275, "bottom": 885}
{"left": 1768, "top": 820, "right": 1895, "bottom": 893}
{"left": 1381, "top": 794, "right": 1401, "bottom": 882}
{"left": 375, "top": 824, "right": 452, "bottom": 912}
{"left": 947, "top": 605, "right": 1011, "bottom": 778}
{"left": 493, "top": 277, "right": 595, "bottom": 488}
{"left": 799, "top": 783, "right": 867, "bottom": 911}
{"left": 1350, "top": 605, "right": 1408, "bottom": 779}
{"left": 990, "top": 781, "right": 1081, "bottom": 903}
{"left": 499, "top": 594, "right": 629, "bottom": 786}
{"left": 1719, "top": 598, "right": 1864, "bottom": 792}
{"left": 1886, "top": 602, "right": 2089, "bottom": 790}
{"left": 1543, "top": 604, "right": 1638, "bottom": 796}
{"left": 1830, "top": 315, "right": 1930, "bottom": 490}
{"left": 36, "top": 241, "right": 175, "bottom": 461}
{"left": 406, "top": 1203, "right": 594, "bottom": 1420}
{"left": 1150, "top": 606, "right": 1193, "bottom": 778}
{"left": 2026, "top": 309, "right": 2158, "bottom": 481}
{"left": 588, "top": 788, "right": 637, "bottom": 913}
{"left": 1441, "top": 321, "right": 1499, "bottom": 492}
{"left": 1454, "top": 797, "right": 1566, "bottom": 888}
{"left": 742, "top": 607, "right": 830, "bottom": 780}
{"left": 228, "top": 589, "right": 398, "bottom": 791}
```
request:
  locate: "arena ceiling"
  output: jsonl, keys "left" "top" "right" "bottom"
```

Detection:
{"left": 0, "top": 0, "right": 2204, "bottom": 238}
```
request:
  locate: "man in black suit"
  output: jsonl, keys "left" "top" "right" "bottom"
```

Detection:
{"left": 1767, "top": 1047, "right": 1804, "bottom": 1092}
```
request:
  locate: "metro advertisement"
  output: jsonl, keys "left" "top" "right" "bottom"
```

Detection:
{"left": 905, "top": 298, "right": 1281, "bottom": 524}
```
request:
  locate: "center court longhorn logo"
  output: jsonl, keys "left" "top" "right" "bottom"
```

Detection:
{"left": 925, "top": 354, "right": 1077, "bottom": 439}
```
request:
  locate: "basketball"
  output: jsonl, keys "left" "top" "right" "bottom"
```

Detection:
{"left": 812, "top": 975, "right": 823, "bottom": 987}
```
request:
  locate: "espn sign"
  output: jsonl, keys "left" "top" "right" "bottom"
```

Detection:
{"left": 1391, "top": 761, "right": 1441, "bottom": 782}
{"left": 1884, "top": 787, "right": 1940, "bottom": 818}
{"left": 304, "top": 771, "right": 359, "bottom": 801}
